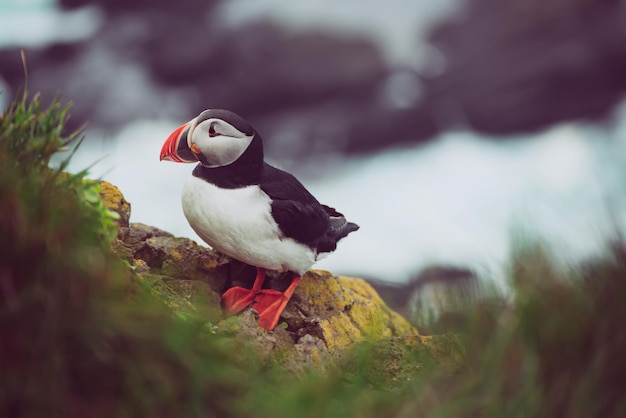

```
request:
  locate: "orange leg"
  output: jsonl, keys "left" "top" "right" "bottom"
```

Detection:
{"left": 221, "top": 268, "right": 266, "bottom": 314}
{"left": 253, "top": 274, "right": 302, "bottom": 330}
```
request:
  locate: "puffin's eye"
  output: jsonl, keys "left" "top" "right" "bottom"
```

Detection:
{"left": 208, "top": 122, "right": 218, "bottom": 137}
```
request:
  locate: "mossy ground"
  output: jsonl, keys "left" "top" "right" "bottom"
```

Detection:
{"left": 2, "top": 91, "right": 626, "bottom": 417}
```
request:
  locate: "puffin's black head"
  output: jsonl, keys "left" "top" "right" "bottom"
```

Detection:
{"left": 160, "top": 109, "right": 260, "bottom": 168}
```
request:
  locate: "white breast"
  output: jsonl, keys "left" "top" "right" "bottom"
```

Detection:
{"left": 181, "top": 176, "right": 317, "bottom": 274}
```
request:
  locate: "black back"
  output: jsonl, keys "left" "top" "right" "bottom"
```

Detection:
{"left": 260, "top": 163, "right": 359, "bottom": 252}
{"left": 259, "top": 164, "right": 330, "bottom": 248}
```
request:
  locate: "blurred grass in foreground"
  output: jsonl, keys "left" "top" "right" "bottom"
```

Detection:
{"left": 1, "top": 91, "right": 625, "bottom": 417}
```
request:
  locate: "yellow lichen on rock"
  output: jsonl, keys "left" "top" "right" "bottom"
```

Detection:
{"left": 99, "top": 180, "right": 131, "bottom": 227}
{"left": 293, "top": 270, "right": 419, "bottom": 351}
{"left": 337, "top": 275, "right": 412, "bottom": 338}
{"left": 319, "top": 314, "right": 364, "bottom": 350}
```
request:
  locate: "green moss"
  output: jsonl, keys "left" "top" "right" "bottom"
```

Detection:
{"left": 0, "top": 91, "right": 262, "bottom": 417}
{"left": 339, "top": 334, "right": 464, "bottom": 390}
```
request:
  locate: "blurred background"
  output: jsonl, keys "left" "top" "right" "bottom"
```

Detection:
{"left": 1, "top": 0, "right": 626, "bottom": 291}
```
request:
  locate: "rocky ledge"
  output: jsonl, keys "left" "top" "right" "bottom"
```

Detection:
{"left": 100, "top": 181, "right": 463, "bottom": 379}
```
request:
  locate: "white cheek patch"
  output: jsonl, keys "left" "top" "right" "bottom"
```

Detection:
{"left": 187, "top": 117, "right": 255, "bottom": 168}
{"left": 199, "top": 135, "right": 253, "bottom": 167}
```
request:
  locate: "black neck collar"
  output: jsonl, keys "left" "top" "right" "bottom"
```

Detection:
{"left": 192, "top": 134, "right": 264, "bottom": 189}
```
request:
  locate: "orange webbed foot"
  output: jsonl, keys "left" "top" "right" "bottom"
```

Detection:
{"left": 252, "top": 275, "right": 302, "bottom": 330}
{"left": 222, "top": 286, "right": 256, "bottom": 314}
{"left": 221, "top": 268, "right": 267, "bottom": 314}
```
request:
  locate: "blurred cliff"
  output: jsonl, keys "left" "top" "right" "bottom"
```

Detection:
{"left": 1, "top": 0, "right": 625, "bottom": 160}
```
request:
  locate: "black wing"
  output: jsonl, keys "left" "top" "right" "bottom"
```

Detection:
{"left": 259, "top": 164, "right": 359, "bottom": 251}
{"left": 317, "top": 204, "right": 360, "bottom": 253}
{"left": 259, "top": 164, "right": 330, "bottom": 247}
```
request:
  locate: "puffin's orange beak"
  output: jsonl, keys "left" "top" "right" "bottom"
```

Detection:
{"left": 160, "top": 121, "right": 196, "bottom": 163}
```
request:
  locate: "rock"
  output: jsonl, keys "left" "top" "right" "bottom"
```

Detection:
{"left": 284, "top": 271, "right": 418, "bottom": 349}
{"left": 211, "top": 269, "right": 425, "bottom": 376}
{"left": 99, "top": 180, "right": 131, "bottom": 229}
{"left": 218, "top": 310, "right": 296, "bottom": 364}
{"left": 149, "top": 276, "right": 223, "bottom": 324}
{"left": 102, "top": 181, "right": 460, "bottom": 380}
{"left": 118, "top": 225, "right": 231, "bottom": 292}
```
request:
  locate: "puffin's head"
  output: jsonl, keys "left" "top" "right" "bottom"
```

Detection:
{"left": 160, "top": 109, "right": 256, "bottom": 167}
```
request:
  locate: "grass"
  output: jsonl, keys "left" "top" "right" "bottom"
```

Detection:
{"left": 0, "top": 91, "right": 262, "bottom": 417}
{"left": 1, "top": 90, "right": 625, "bottom": 417}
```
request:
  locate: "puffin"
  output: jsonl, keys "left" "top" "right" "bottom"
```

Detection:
{"left": 160, "top": 109, "right": 359, "bottom": 330}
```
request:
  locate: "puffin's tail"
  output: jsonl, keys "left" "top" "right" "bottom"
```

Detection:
{"left": 316, "top": 205, "right": 360, "bottom": 253}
